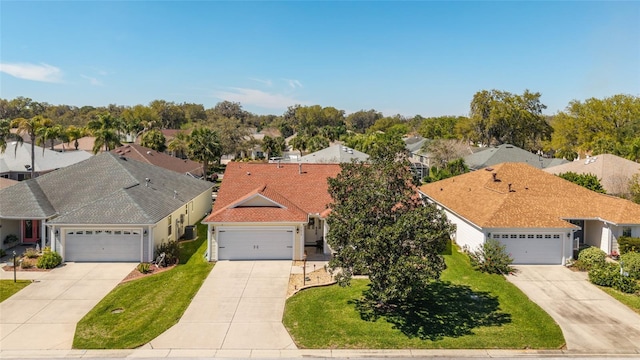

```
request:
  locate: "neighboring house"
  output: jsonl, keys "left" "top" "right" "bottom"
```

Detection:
{"left": 53, "top": 136, "right": 98, "bottom": 153}
{"left": 0, "top": 152, "right": 213, "bottom": 261}
{"left": 544, "top": 154, "right": 640, "bottom": 197}
{"left": 111, "top": 143, "right": 204, "bottom": 178}
{"left": 203, "top": 162, "right": 341, "bottom": 261}
{"left": 0, "top": 142, "right": 92, "bottom": 180}
{"left": 299, "top": 144, "right": 369, "bottom": 163}
{"left": 404, "top": 136, "right": 431, "bottom": 179}
{"left": 464, "top": 144, "right": 568, "bottom": 171}
{"left": 0, "top": 177, "right": 18, "bottom": 189}
{"left": 419, "top": 162, "right": 640, "bottom": 265}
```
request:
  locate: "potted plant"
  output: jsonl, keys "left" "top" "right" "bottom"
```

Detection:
{"left": 610, "top": 250, "right": 620, "bottom": 261}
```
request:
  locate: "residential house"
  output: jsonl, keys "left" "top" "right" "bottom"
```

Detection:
{"left": 299, "top": 144, "right": 369, "bottom": 163}
{"left": 111, "top": 143, "right": 204, "bottom": 178}
{"left": 544, "top": 154, "right": 640, "bottom": 197}
{"left": 419, "top": 162, "right": 640, "bottom": 264}
{"left": 0, "top": 152, "right": 213, "bottom": 261}
{"left": 203, "top": 162, "right": 341, "bottom": 261}
{"left": 1, "top": 142, "right": 92, "bottom": 180}
{"left": 463, "top": 143, "right": 568, "bottom": 171}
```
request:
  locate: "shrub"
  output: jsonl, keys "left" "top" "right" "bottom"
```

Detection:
{"left": 620, "top": 252, "right": 640, "bottom": 280}
{"left": 137, "top": 262, "right": 151, "bottom": 274}
{"left": 0, "top": 248, "right": 6, "bottom": 257}
{"left": 618, "top": 237, "right": 640, "bottom": 254}
{"left": 23, "top": 248, "right": 39, "bottom": 259}
{"left": 3, "top": 234, "right": 18, "bottom": 244}
{"left": 36, "top": 248, "right": 62, "bottom": 269}
{"left": 155, "top": 241, "right": 180, "bottom": 266}
{"left": 20, "top": 258, "right": 35, "bottom": 269}
{"left": 467, "top": 238, "right": 515, "bottom": 275}
{"left": 589, "top": 263, "right": 639, "bottom": 294}
{"left": 577, "top": 247, "right": 606, "bottom": 270}
{"left": 570, "top": 259, "right": 589, "bottom": 271}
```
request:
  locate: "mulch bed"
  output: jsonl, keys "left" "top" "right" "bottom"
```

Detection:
{"left": 120, "top": 264, "right": 177, "bottom": 284}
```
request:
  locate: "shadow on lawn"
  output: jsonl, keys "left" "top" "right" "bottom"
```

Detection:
{"left": 353, "top": 281, "right": 511, "bottom": 341}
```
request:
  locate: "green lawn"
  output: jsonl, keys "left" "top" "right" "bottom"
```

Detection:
{"left": 0, "top": 280, "right": 31, "bottom": 302}
{"left": 73, "top": 223, "right": 213, "bottom": 349}
{"left": 598, "top": 285, "right": 640, "bottom": 315}
{"left": 283, "top": 244, "right": 564, "bottom": 349}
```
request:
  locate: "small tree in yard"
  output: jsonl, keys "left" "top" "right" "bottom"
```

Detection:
{"left": 326, "top": 140, "right": 454, "bottom": 312}
{"left": 467, "top": 238, "right": 515, "bottom": 275}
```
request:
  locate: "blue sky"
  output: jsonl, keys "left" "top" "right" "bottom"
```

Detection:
{"left": 1, "top": 1, "right": 639, "bottom": 117}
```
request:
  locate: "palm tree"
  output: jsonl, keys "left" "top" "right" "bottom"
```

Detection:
{"left": 188, "top": 127, "right": 221, "bottom": 179}
{"left": 289, "top": 134, "right": 307, "bottom": 157}
{"left": 11, "top": 116, "right": 50, "bottom": 179}
{"left": 66, "top": 125, "right": 84, "bottom": 151}
{"left": 0, "top": 119, "right": 23, "bottom": 154}
{"left": 36, "top": 123, "right": 64, "bottom": 154}
{"left": 87, "top": 113, "right": 122, "bottom": 153}
{"left": 140, "top": 129, "right": 167, "bottom": 152}
{"left": 167, "top": 131, "right": 190, "bottom": 158}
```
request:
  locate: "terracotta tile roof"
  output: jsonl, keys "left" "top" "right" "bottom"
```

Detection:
{"left": 0, "top": 177, "right": 18, "bottom": 189}
{"left": 111, "top": 144, "right": 203, "bottom": 177}
{"left": 205, "top": 162, "right": 341, "bottom": 223}
{"left": 420, "top": 162, "right": 640, "bottom": 229}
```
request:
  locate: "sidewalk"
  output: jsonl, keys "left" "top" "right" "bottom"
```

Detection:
{"left": 1, "top": 348, "right": 640, "bottom": 359}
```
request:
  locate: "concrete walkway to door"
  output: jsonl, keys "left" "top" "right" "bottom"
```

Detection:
{"left": 147, "top": 260, "right": 296, "bottom": 350}
{"left": 0, "top": 262, "right": 135, "bottom": 350}
{"left": 507, "top": 265, "right": 640, "bottom": 351}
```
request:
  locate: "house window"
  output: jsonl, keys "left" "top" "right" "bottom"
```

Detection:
{"left": 510, "top": 234, "right": 517, "bottom": 238}
{"left": 85, "top": 231, "right": 93, "bottom": 235}
{"left": 519, "top": 234, "right": 526, "bottom": 238}
{"left": 622, "top": 227, "right": 632, "bottom": 237}
{"left": 553, "top": 234, "right": 560, "bottom": 239}
{"left": 544, "top": 234, "right": 552, "bottom": 239}
{"left": 168, "top": 215, "right": 172, "bottom": 236}
{"left": 536, "top": 234, "right": 543, "bottom": 238}
{"left": 527, "top": 234, "right": 534, "bottom": 239}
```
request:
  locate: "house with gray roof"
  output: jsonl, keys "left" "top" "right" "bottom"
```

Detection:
{"left": 299, "top": 144, "right": 369, "bottom": 163}
{"left": 544, "top": 154, "right": 640, "bottom": 196}
{"left": 464, "top": 144, "right": 568, "bottom": 171}
{"left": 0, "top": 152, "right": 213, "bottom": 262}
{"left": 1, "top": 142, "right": 92, "bottom": 181}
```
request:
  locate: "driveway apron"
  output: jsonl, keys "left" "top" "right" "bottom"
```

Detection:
{"left": 507, "top": 265, "right": 640, "bottom": 351}
{"left": 0, "top": 262, "right": 135, "bottom": 350}
{"left": 148, "top": 260, "right": 296, "bottom": 350}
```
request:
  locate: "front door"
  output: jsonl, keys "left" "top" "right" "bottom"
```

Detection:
{"left": 23, "top": 220, "right": 39, "bottom": 243}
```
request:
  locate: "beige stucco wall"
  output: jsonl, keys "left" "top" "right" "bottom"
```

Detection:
{"left": 0, "top": 219, "right": 21, "bottom": 251}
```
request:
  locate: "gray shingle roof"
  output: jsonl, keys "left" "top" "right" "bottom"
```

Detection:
{"left": 0, "top": 180, "right": 56, "bottom": 219}
{"left": 464, "top": 144, "right": 569, "bottom": 170}
{"left": 0, "top": 152, "right": 213, "bottom": 225}
{"left": 300, "top": 145, "right": 369, "bottom": 163}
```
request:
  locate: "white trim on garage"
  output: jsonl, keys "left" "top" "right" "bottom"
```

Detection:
{"left": 63, "top": 228, "right": 143, "bottom": 262}
{"left": 215, "top": 226, "right": 295, "bottom": 260}
{"left": 493, "top": 232, "right": 564, "bottom": 264}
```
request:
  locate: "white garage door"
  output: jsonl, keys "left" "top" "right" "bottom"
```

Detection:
{"left": 65, "top": 229, "right": 141, "bottom": 262}
{"left": 499, "top": 234, "right": 563, "bottom": 264}
{"left": 218, "top": 228, "right": 293, "bottom": 260}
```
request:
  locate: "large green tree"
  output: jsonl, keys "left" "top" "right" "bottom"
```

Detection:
{"left": 188, "top": 127, "right": 221, "bottom": 177}
{"left": 346, "top": 109, "right": 383, "bottom": 133}
{"left": 469, "top": 89, "right": 551, "bottom": 150}
{"left": 86, "top": 113, "right": 122, "bottom": 153}
{"left": 140, "top": 129, "right": 167, "bottom": 152}
{"left": 326, "top": 145, "right": 454, "bottom": 311}
{"left": 0, "top": 118, "right": 23, "bottom": 154}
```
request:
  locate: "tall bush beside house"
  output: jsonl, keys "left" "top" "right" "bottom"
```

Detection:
{"left": 155, "top": 241, "right": 180, "bottom": 266}
{"left": 577, "top": 247, "right": 606, "bottom": 270}
{"left": 37, "top": 247, "right": 62, "bottom": 269}
{"left": 467, "top": 238, "right": 516, "bottom": 275}
{"left": 589, "top": 263, "right": 639, "bottom": 294}
{"left": 618, "top": 237, "right": 640, "bottom": 254}
{"left": 620, "top": 252, "right": 640, "bottom": 279}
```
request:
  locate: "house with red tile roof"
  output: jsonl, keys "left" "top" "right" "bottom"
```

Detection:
{"left": 202, "top": 162, "right": 341, "bottom": 260}
{"left": 111, "top": 143, "right": 204, "bottom": 178}
{"left": 419, "top": 162, "right": 640, "bottom": 264}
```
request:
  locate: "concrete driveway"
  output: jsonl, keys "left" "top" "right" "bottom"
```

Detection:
{"left": 507, "top": 265, "right": 640, "bottom": 351}
{"left": 0, "top": 262, "right": 135, "bottom": 350}
{"left": 148, "top": 260, "right": 296, "bottom": 350}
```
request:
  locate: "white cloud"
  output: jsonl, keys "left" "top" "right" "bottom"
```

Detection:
{"left": 214, "top": 88, "right": 305, "bottom": 109}
{"left": 285, "top": 79, "right": 302, "bottom": 89}
{"left": 249, "top": 77, "right": 273, "bottom": 87}
{"left": 81, "top": 74, "right": 103, "bottom": 86}
{"left": 0, "top": 62, "right": 62, "bottom": 83}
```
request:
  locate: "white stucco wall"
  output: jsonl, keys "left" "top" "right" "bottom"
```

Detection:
{"left": 0, "top": 219, "right": 21, "bottom": 251}
{"left": 442, "top": 208, "right": 484, "bottom": 251}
